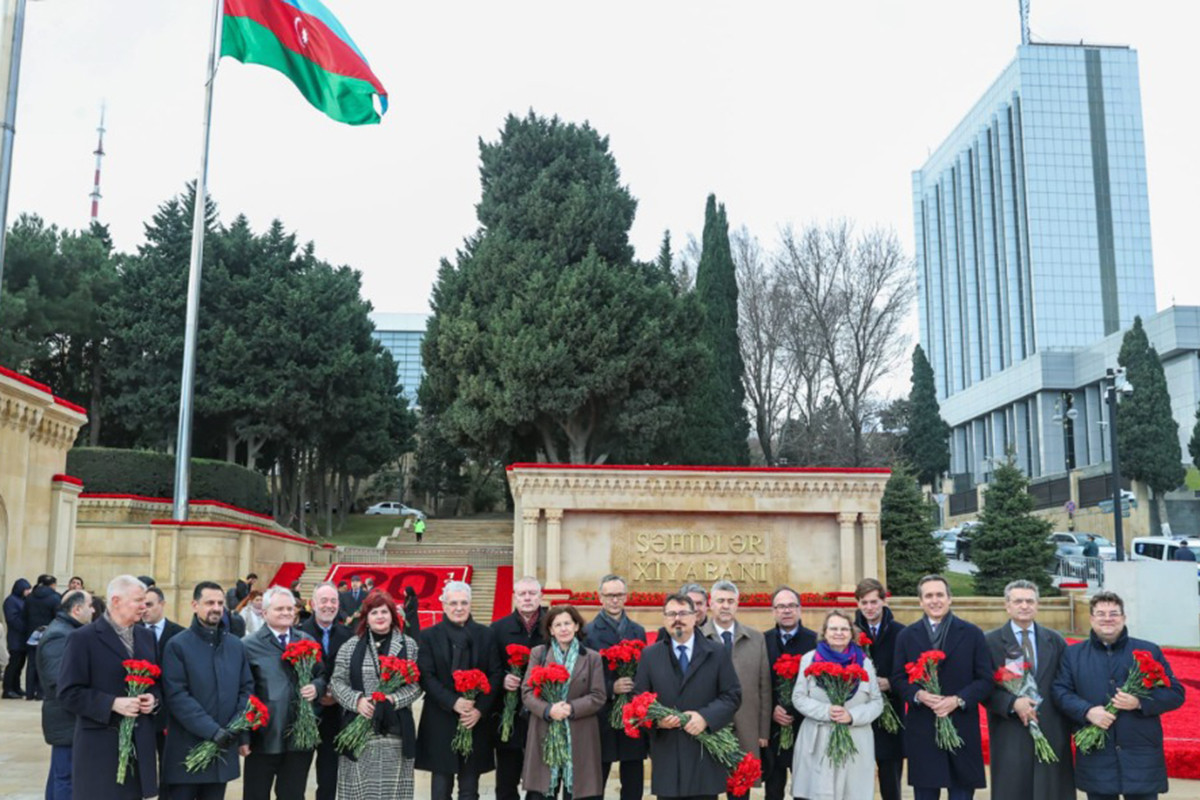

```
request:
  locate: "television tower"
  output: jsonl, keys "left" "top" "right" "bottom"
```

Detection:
{"left": 89, "top": 103, "right": 105, "bottom": 221}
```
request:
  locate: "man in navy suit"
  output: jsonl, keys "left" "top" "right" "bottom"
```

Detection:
{"left": 892, "top": 574, "right": 993, "bottom": 800}
{"left": 58, "top": 575, "right": 160, "bottom": 800}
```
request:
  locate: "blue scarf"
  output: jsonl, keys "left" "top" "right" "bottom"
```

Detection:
{"left": 814, "top": 641, "right": 866, "bottom": 667}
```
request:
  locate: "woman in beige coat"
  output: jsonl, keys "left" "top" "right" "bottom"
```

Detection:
{"left": 791, "top": 610, "right": 884, "bottom": 800}
{"left": 521, "top": 604, "right": 607, "bottom": 800}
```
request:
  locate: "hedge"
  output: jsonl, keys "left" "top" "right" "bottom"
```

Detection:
{"left": 67, "top": 447, "right": 271, "bottom": 515}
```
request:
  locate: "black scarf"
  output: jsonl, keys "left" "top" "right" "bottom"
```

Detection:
{"left": 923, "top": 612, "right": 953, "bottom": 652}
{"left": 347, "top": 631, "right": 416, "bottom": 759}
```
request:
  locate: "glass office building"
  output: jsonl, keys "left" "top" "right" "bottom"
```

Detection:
{"left": 914, "top": 43, "right": 1161, "bottom": 485}
{"left": 370, "top": 312, "right": 429, "bottom": 406}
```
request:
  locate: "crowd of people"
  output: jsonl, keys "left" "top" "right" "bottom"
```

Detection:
{"left": 0, "top": 568, "right": 1187, "bottom": 800}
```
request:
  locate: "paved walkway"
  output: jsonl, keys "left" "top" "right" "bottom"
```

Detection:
{"left": 2, "top": 697, "right": 1197, "bottom": 799}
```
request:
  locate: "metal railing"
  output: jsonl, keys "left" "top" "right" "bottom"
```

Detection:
{"left": 1054, "top": 555, "right": 1106, "bottom": 585}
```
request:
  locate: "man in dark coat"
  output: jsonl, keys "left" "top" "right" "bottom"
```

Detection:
{"left": 633, "top": 592, "right": 742, "bottom": 800}
{"left": 298, "top": 581, "right": 353, "bottom": 800}
{"left": 855, "top": 578, "right": 906, "bottom": 800}
{"left": 985, "top": 579, "right": 1074, "bottom": 800}
{"left": 38, "top": 589, "right": 94, "bottom": 800}
{"left": 1053, "top": 590, "right": 1185, "bottom": 800}
{"left": 584, "top": 574, "right": 649, "bottom": 800}
{"left": 58, "top": 575, "right": 161, "bottom": 800}
{"left": 763, "top": 586, "right": 818, "bottom": 800}
{"left": 339, "top": 574, "right": 366, "bottom": 621}
{"left": 242, "top": 585, "right": 325, "bottom": 800}
{"left": 143, "top": 584, "right": 185, "bottom": 794}
{"left": 488, "top": 575, "right": 546, "bottom": 800}
{"left": 892, "top": 574, "right": 993, "bottom": 800}
{"left": 416, "top": 581, "right": 503, "bottom": 800}
{"left": 25, "top": 573, "right": 61, "bottom": 700}
{"left": 162, "top": 581, "right": 255, "bottom": 800}
{"left": 3, "top": 577, "right": 31, "bottom": 697}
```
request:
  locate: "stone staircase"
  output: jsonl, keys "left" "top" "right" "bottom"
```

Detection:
{"left": 327, "top": 517, "right": 515, "bottom": 619}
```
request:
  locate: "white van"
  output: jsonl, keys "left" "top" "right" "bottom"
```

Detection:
{"left": 1130, "top": 536, "right": 1200, "bottom": 586}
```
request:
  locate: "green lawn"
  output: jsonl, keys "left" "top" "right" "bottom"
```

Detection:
{"left": 945, "top": 571, "right": 976, "bottom": 596}
{"left": 326, "top": 514, "right": 405, "bottom": 547}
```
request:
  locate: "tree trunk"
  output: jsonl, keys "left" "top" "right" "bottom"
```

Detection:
{"left": 1155, "top": 490, "right": 1172, "bottom": 536}
{"left": 226, "top": 433, "right": 238, "bottom": 463}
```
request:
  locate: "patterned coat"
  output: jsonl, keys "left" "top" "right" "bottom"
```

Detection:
{"left": 332, "top": 631, "right": 423, "bottom": 800}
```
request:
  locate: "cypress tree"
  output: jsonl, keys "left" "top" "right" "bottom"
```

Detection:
{"left": 971, "top": 457, "right": 1056, "bottom": 596}
{"left": 1117, "top": 316, "right": 1185, "bottom": 530}
{"left": 880, "top": 466, "right": 946, "bottom": 595}
{"left": 679, "top": 195, "right": 750, "bottom": 465}
{"left": 1189, "top": 407, "right": 1200, "bottom": 469}
{"left": 901, "top": 345, "right": 951, "bottom": 488}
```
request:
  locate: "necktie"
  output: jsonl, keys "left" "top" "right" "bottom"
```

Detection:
{"left": 1020, "top": 627, "right": 1035, "bottom": 672}
{"left": 872, "top": 625, "right": 878, "bottom": 640}
{"left": 722, "top": 631, "right": 733, "bottom": 651}
{"left": 677, "top": 644, "right": 689, "bottom": 673}
{"left": 322, "top": 627, "right": 330, "bottom": 653}
{"left": 278, "top": 633, "right": 288, "bottom": 650}
{"left": 780, "top": 632, "right": 791, "bottom": 647}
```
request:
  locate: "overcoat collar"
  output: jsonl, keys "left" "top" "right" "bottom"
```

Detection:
{"left": 95, "top": 613, "right": 132, "bottom": 661}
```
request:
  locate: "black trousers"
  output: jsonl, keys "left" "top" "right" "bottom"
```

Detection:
{"left": 431, "top": 768, "right": 481, "bottom": 800}
{"left": 2, "top": 649, "right": 26, "bottom": 694}
{"left": 1086, "top": 794, "right": 1158, "bottom": 800}
{"left": 495, "top": 746, "right": 525, "bottom": 800}
{"left": 313, "top": 737, "right": 339, "bottom": 800}
{"left": 762, "top": 744, "right": 792, "bottom": 800}
{"left": 169, "top": 784, "right": 226, "bottom": 800}
{"left": 601, "top": 760, "right": 644, "bottom": 800}
{"left": 243, "top": 750, "right": 314, "bottom": 800}
{"left": 528, "top": 792, "right": 601, "bottom": 800}
{"left": 25, "top": 644, "right": 41, "bottom": 698}
{"left": 876, "top": 758, "right": 903, "bottom": 800}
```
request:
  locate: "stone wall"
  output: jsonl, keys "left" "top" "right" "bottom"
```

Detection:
{"left": 507, "top": 464, "right": 890, "bottom": 595}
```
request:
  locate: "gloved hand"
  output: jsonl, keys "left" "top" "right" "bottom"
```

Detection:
{"left": 213, "top": 728, "right": 235, "bottom": 748}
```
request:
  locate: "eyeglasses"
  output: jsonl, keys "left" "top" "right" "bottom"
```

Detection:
{"left": 773, "top": 603, "right": 800, "bottom": 610}
{"left": 663, "top": 610, "right": 695, "bottom": 619}
{"left": 1092, "top": 611, "right": 1124, "bottom": 619}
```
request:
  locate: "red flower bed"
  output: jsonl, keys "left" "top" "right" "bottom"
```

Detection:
{"left": 565, "top": 589, "right": 861, "bottom": 608}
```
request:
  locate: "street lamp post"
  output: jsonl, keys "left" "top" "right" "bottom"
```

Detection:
{"left": 1105, "top": 367, "right": 1132, "bottom": 562}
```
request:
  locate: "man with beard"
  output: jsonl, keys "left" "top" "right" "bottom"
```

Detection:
{"left": 584, "top": 574, "right": 648, "bottom": 800}
{"left": 489, "top": 575, "right": 546, "bottom": 800}
{"left": 298, "top": 582, "right": 352, "bottom": 800}
{"left": 634, "top": 593, "right": 741, "bottom": 800}
{"left": 985, "top": 580, "right": 1073, "bottom": 800}
{"left": 655, "top": 583, "right": 709, "bottom": 643}
{"left": 762, "top": 586, "right": 816, "bottom": 800}
{"left": 161, "top": 582, "right": 254, "bottom": 800}
{"left": 892, "top": 575, "right": 992, "bottom": 800}
{"left": 855, "top": 578, "right": 905, "bottom": 800}
{"left": 38, "top": 589, "right": 94, "bottom": 800}
{"left": 59, "top": 575, "right": 160, "bottom": 800}
{"left": 1053, "top": 591, "right": 1184, "bottom": 800}
{"left": 416, "top": 581, "right": 503, "bottom": 800}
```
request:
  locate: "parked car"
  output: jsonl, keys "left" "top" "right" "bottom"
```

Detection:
{"left": 1047, "top": 532, "right": 1116, "bottom": 560}
{"left": 364, "top": 501, "right": 426, "bottom": 519}
{"left": 936, "top": 528, "right": 971, "bottom": 561}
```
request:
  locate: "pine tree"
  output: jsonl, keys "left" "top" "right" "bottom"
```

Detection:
{"left": 901, "top": 345, "right": 951, "bottom": 488}
{"left": 679, "top": 195, "right": 750, "bottom": 465}
{"left": 972, "top": 457, "right": 1056, "bottom": 596}
{"left": 1117, "top": 316, "right": 1185, "bottom": 530}
{"left": 880, "top": 466, "right": 946, "bottom": 595}
{"left": 1190, "top": 407, "right": 1200, "bottom": 469}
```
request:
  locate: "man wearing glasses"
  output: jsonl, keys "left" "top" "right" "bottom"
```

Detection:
{"left": 762, "top": 586, "right": 817, "bottom": 800}
{"left": 584, "top": 574, "right": 648, "bottom": 799}
{"left": 490, "top": 576, "right": 547, "bottom": 800}
{"left": 984, "top": 579, "right": 1074, "bottom": 800}
{"left": 1053, "top": 591, "right": 1184, "bottom": 800}
{"left": 633, "top": 593, "right": 741, "bottom": 800}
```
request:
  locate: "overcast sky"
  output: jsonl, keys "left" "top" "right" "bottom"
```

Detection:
{"left": 11, "top": 1, "right": 1199, "bottom": 328}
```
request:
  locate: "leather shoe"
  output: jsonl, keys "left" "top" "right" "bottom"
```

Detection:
{"left": 2, "top": 691, "right": 22, "bottom": 699}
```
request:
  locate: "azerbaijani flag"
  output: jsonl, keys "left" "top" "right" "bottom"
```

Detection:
{"left": 221, "top": 0, "right": 388, "bottom": 126}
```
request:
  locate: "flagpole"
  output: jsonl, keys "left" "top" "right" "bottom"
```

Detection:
{"left": 0, "top": 0, "right": 28, "bottom": 322}
{"left": 172, "top": 0, "right": 223, "bottom": 521}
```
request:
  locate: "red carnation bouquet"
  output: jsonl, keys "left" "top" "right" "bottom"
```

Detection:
{"left": 804, "top": 660, "right": 870, "bottom": 766}
{"left": 528, "top": 663, "right": 573, "bottom": 768}
{"left": 857, "top": 632, "right": 902, "bottom": 734}
{"left": 499, "top": 644, "right": 532, "bottom": 743}
{"left": 994, "top": 662, "right": 1057, "bottom": 763}
{"left": 450, "top": 669, "right": 492, "bottom": 757}
{"left": 1074, "top": 649, "right": 1171, "bottom": 754}
{"left": 281, "top": 638, "right": 323, "bottom": 750}
{"left": 599, "top": 639, "right": 646, "bottom": 728}
{"left": 621, "top": 691, "right": 763, "bottom": 795}
{"left": 334, "top": 656, "right": 420, "bottom": 758}
{"left": 904, "top": 649, "right": 962, "bottom": 752}
{"left": 772, "top": 653, "right": 803, "bottom": 752}
{"left": 184, "top": 695, "right": 269, "bottom": 772}
{"left": 117, "top": 659, "right": 161, "bottom": 784}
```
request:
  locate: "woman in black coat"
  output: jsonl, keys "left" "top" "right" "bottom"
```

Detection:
{"left": 3, "top": 578, "right": 31, "bottom": 697}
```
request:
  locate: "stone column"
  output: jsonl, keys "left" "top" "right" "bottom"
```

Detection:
{"left": 521, "top": 508, "right": 541, "bottom": 578}
{"left": 838, "top": 512, "right": 858, "bottom": 591}
{"left": 861, "top": 512, "right": 881, "bottom": 582}
{"left": 544, "top": 509, "right": 564, "bottom": 589}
